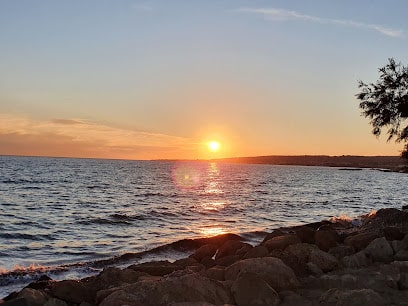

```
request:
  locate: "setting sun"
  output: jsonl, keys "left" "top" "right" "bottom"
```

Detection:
{"left": 208, "top": 141, "right": 220, "bottom": 152}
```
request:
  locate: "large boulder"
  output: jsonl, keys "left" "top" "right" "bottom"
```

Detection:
{"left": 50, "top": 280, "right": 94, "bottom": 304}
{"left": 295, "top": 226, "right": 316, "bottom": 244}
{"left": 190, "top": 244, "right": 218, "bottom": 261}
{"left": 285, "top": 243, "right": 318, "bottom": 263}
{"left": 314, "top": 229, "right": 339, "bottom": 251}
{"left": 129, "top": 260, "right": 183, "bottom": 276}
{"left": 328, "top": 245, "right": 355, "bottom": 259}
{"left": 364, "top": 237, "right": 394, "bottom": 263}
{"left": 9, "top": 288, "right": 49, "bottom": 306}
{"left": 224, "top": 257, "right": 300, "bottom": 292}
{"left": 243, "top": 245, "right": 269, "bottom": 259}
{"left": 231, "top": 272, "right": 280, "bottom": 306}
{"left": 309, "top": 249, "right": 339, "bottom": 272}
{"left": 344, "top": 232, "right": 379, "bottom": 251}
{"left": 99, "top": 272, "right": 233, "bottom": 306}
{"left": 263, "top": 235, "right": 301, "bottom": 252}
{"left": 342, "top": 251, "right": 372, "bottom": 268}
{"left": 216, "top": 240, "right": 251, "bottom": 259}
{"left": 319, "top": 288, "right": 386, "bottom": 306}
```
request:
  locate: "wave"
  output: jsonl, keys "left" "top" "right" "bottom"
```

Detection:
{"left": 0, "top": 233, "right": 53, "bottom": 241}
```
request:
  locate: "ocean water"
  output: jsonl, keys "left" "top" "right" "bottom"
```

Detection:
{"left": 0, "top": 155, "right": 407, "bottom": 296}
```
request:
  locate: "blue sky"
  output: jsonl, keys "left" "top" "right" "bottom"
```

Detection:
{"left": 1, "top": 0, "right": 407, "bottom": 159}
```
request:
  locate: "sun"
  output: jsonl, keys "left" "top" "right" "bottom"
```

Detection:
{"left": 208, "top": 141, "right": 220, "bottom": 152}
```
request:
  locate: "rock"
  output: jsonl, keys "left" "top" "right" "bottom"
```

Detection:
{"left": 2, "top": 298, "right": 30, "bottom": 306}
{"left": 373, "top": 208, "right": 408, "bottom": 226}
{"left": 236, "top": 244, "right": 253, "bottom": 258}
{"left": 269, "top": 249, "right": 308, "bottom": 276}
{"left": 390, "top": 240, "right": 402, "bottom": 253}
{"left": 306, "top": 262, "right": 323, "bottom": 276}
{"left": 215, "top": 254, "right": 240, "bottom": 267}
{"left": 190, "top": 244, "right": 218, "bottom": 261}
{"left": 314, "top": 229, "right": 339, "bottom": 251}
{"left": 129, "top": 260, "right": 182, "bottom": 276}
{"left": 309, "top": 249, "right": 338, "bottom": 272}
{"left": 50, "top": 280, "right": 94, "bottom": 304}
{"left": 174, "top": 257, "right": 199, "bottom": 267}
{"left": 328, "top": 244, "right": 355, "bottom": 259}
{"left": 11, "top": 288, "right": 48, "bottom": 306}
{"left": 224, "top": 257, "right": 300, "bottom": 292}
{"left": 295, "top": 226, "right": 316, "bottom": 244}
{"left": 364, "top": 237, "right": 394, "bottom": 263}
{"left": 261, "top": 229, "right": 286, "bottom": 243}
{"left": 89, "top": 267, "right": 146, "bottom": 291}
{"left": 344, "top": 232, "right": 379, "bottom": 251}
{"left": 399, "top": 233, "right": 408, "bottom": 250}
{"left": 44, "top": 298, "right": 69, "bottom": 306}
{"left": 99, "top": 272, "right": 233, "bottom": 306}
{"left": 25, "top": 275, "right": 53, "bottom": 291}
{"left": 383, "top": 226, "right": 405, "bottom": 240}
{"left": 342, "top": 251, "right": 371, "bottom": 268}
{"left": 242, "top": 245, "right": 269, "bottom": 259}
{"left": 279, "top": 290, "right": 314, "bottom": 306}
{"left": 200, "top": 256, "right": 216, "bottom": 268}
{"left": 319, "top": 288, "right": 386, "bottom": 306}
{"left": 263, "top": 234, "right": 301, "bottom": 252}
{"left": 216, "top": 240, "right": 251, "bottom": 259}
{"left": 395, "top": 249, "right": 408, "bottom": 261}
{"left": 399, "top": 273, "right": 408, "bottom": 289}
{"left": 205, "top": 266, "right": 225, "bottom": 281}
{"left": 231, "top": 272, "right": 280, "bottom": 306}
{"left": 285, "top": 243, "right": 318, "bottom": 263}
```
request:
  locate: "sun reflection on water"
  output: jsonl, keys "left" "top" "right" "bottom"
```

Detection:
{"left": 198, "top": 225, "right": 227, "bottom": 237}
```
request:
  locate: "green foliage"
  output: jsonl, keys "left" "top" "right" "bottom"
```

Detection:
{"left": 357, "top": 58, "right": 408, "bottom": 159}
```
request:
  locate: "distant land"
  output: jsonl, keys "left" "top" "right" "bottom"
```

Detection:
{"left": 212, "top": 155, "right": 407, "bottom": 172}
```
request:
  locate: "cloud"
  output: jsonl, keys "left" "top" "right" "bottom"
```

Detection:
{"left": 0, "top": 114, "right": 195, "bottom": 160}
{"left": 238, "top": 7, "right": 404, "bottom": 38}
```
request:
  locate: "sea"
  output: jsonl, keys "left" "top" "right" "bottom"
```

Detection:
{"left": 1, "top": 155, "right": 407, "bottom": 296}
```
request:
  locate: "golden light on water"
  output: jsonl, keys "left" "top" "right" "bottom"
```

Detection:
{"left": 198, "top": 226, "right": 227, "bottom": 237}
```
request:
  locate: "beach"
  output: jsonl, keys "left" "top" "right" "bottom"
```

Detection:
{"left": 2, "top": 207, "right": 408, "bottom": 305}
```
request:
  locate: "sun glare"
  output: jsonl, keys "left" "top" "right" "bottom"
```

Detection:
{"left": 208, "top": 141, "right": 220, "bottom": 152}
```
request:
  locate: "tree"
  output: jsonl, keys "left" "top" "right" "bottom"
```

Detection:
{"left": 356, "top": 58, "right": 408, "bottom": 159}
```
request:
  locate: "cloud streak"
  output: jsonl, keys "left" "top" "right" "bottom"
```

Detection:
{"left": 239, "top": 7, "right": 404, "bottom": 38}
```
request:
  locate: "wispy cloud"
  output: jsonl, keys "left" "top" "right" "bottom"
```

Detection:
{"left": 238, "top": 7, "right": 404, "bottom": 38}
{"left": 0, "top": 114, "right": 194, "bottom": 159}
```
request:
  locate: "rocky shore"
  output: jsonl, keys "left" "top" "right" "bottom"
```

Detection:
{"left": 2, "top": 208, "right": 408, "bottom": 306}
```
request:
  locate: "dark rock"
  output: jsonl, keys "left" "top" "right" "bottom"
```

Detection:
{"left": 231, "top": 272, "right": 280, "bottom": 306}
{"left": 243, "top": 245, "right": 269, "bottom": 259}
{"left": 270, "top": 249, "right": 308, "bottom": 276}
{"left": 216, "top": 240, "right": 251, "bottom": 259}
{"left": 50, "top": 280, "right": 93, "bottom": 304}
{"left": 263, "top": 234, "right": 301, "bottom": 252}
{"left": 200, "top": 256, "right": 216, "bottom": 268}
{"left": 314, "top": 229, "right": 339, "bottom": 251}
{"left": 205, "top": 266, "right": 225, "bottom": 281}
{"left": 395, "top": 249, "right": 408, "bottom": 261}
{"left": 261, "top": 229, "right": 286, "bottom": 244}
{"left": 215, "top": 254, "right": 240, "bottom": 267}
{"left": 344, "top": 232, "right": 379, "bottom": 251}
{"left": 364, "top": 237, "right": 394, "bottom": 263}
{"left": 295, "top": 226, "right": 316, "bottom": 244}
{"left": 342, "top": 251, "right": 372, "bottom": 268}
{"left": 398, "top": 273, "right": 408, "bottom": 290}
{"left": 236, "top": 244, "right": 253, "bottom": 258}
{"left": 189, "top": 244, "right": 218, "bottom": 261}
{"left": 2, "top": 297, "right": 29, "bottom": 306}
{"left": 285, "top": 243, "right": 318, "bottom": 263}
{"left": 319, "top": 288, "right": 386, "bottom": 306}
{"left": 279, "top": 290, "right": 315, "bottom": 306}
{"left": 372, "top": 208, "right": 408, "bottom": 227}
{"left": 383, "top": 226, "right": 405, "bottom": 240}
{"left": 129, "top": 260, "right": 182, "bottom": 276}
{"left": 328, "top": 245, "right": 355, "bottom": 259}
{"left": 174, "top": 257, "right": 199, "bottom": 267}
{"left": 99, "top": 272, "right": 233, "bottom": 306}
{"left": 309, "top": 249, "right": 338, "bottom": 272}
{"left": 25, "top": 275, "right": 53, "bottom": 291}
{"left": 225, "top": 257, "right": 300, "bottom": 292}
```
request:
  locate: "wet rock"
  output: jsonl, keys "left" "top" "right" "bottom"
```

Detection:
{"left": 309, "top": 249, "right": 338, "bottom": 272}
{"left": 344, "top": 232, "right": 379, "bottom": 251}
{"left": 214, "top": 254, "right": 240, "bottom": 267}
{"left": 243, "top": 245, "right": 269, "bottom": 259}
{"left": 190, "top": 244, "right": 218, "bottom": 261}
{"left": 129, "top": 260, "right": 183, "bottom": 276}
{"left": 342, "top": 251, "right": 372, "bottom": 268}
{"left": 295, "top": 226, "right": 316, "bottom": 244}
{"left": 99, "top": 272, "right": 233, "bottom": 306}
{"left": 314, "top": 229, "right": 339, "bottom": 251}
{"left": 261, "top": 229, "right": 285, "bottom": 243}
{"left": 319, "top": 288, "right": 386, "bottom": 306}
{"left": 50, "top": 280, "right": 93, "bottom": 304}
{"left": 10, "top": 288, "right": 48, "bottom": 306}
{"left": 364, "top": 237, "right": 394, "bottom": 263}
{"left": 383, "top": 226, "right": 405, "bottom": 240}
{"left": 263, "top": 234, "right": 301, "bottom": 252}
{"left": 25, "top": 275, "right": 53, "bottom": 291}
{"left": 224, "top": 257, "right": 300, "bottom": 292}
{"left": 216, "top": 240, "right": 250, "bottom": 259}
{"left": 90, "top": 266, "right": 146, "bottom": 290}
{"left": 373, "top": 208, "right": 408, "bottom": 227}
{"left": 205, "top": 266, "right": 225, "bottom": 281}
{"left": 328, "top": 244, "right": 355, "bottom": 259}
{"left": 231, "top": 272, "right": 280, "bottom": 306}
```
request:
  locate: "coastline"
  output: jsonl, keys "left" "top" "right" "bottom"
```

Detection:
{"left": 2, "top": 207, "right": 408, "bottom": 305}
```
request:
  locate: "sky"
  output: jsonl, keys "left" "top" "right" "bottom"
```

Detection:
{"left": 1, "top": 0, "right": 408, "bottom": 160}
